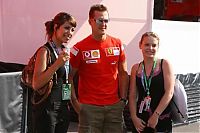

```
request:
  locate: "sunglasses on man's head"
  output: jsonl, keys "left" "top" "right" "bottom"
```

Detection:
{"left": 94, "top": 18, "right": 109, "bottom": 25}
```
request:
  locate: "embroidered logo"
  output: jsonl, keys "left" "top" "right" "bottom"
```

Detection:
{"left": 105, "top": 47, "right": 120, "bottom": 56}
{"left": 82, "top": 50, "right": 100, "bottom": 60}
{"left": 86, "top": 60, "right": 98, "bottom": 64}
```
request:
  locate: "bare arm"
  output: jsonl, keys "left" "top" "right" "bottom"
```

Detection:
{"left": 155, "top": 59, "right": 175, "bottom": 113}
{"left": 129, "top": 64, "right": 146, "bottom": 132}
{"left": 69, "top": 67, "right": 80, "bottom": 114}
{"left": 129, "top": 64, "right": 138, "bottom": 118}
{"left": 118, "top": 60, "right": 129, "bottom": 99}
{"left": 148, "top": 59, "right": 175, "bottom": 128}
{"left": 32, "top": 47, "right": 68, "bottom": 90}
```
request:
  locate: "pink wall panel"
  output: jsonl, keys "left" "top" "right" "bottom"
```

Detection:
{"left": 0, "top": 0, "right": 153, "bottom": 73}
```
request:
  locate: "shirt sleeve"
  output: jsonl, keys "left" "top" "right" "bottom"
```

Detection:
{"left": 119, "top": 40, "right": 126, "bottom": 62}
{"left": 70, "top": 44, "right": 81, "bottom": 69}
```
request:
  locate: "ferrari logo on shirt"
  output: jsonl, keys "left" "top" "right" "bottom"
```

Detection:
{"left": 105, "top": 47, "right": 120, "bottom": 56}
{"left": 82, "top": 50, "right": 100, "bottom": 60}
{"left": 107, "top": 48, "right": 113, "bottom": 55}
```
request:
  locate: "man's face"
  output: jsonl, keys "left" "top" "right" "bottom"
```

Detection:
{"left": 90, "top": 11, "right": 109, "bottom": 36}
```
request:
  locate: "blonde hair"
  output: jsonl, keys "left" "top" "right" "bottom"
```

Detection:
{"left": 140, "top": 32, "right": 160, "bottom": 44}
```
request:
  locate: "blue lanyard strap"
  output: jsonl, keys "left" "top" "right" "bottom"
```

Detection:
{"left": 50, "top": 41, "right": 59, "bottom": 57}
{"left": 141, "top": 59, "right": 157, "bottom": 96}
{"left": 50, "top": 41, "right": 69, "bottom": 83}
{"left": 64, "top": 47, "right": 70, "bottom": 83}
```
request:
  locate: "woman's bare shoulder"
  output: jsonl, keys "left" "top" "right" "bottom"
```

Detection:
{"left": 131, "top": 63, "right": 141, "bottom": 75}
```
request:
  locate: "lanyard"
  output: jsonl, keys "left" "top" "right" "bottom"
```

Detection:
{"left": 50, "top": 41, "right": 59, "bottom": 58}
{"left": 64, "top": 47, "right": 70, "bottom": 83}
{"left": 141, "top": 59, "right": 157, "bottom": 96}
{"left": 50, "top": 41, "right": 70, "bottom": 83}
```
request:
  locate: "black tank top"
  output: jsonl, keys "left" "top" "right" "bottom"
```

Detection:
{"left": 136, "top": 59, "right": 171, "bottom": 122}
{"left": 45, "top": 43, "right": 66, "bottom": 102}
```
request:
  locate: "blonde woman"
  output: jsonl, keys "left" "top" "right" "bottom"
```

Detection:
{"left": 129, "top": 32, "right": 175, "bottom": 132}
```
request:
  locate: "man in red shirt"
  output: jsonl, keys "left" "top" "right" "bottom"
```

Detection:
{"left": 70, "top": 4, "right": 129, "bottom": 133}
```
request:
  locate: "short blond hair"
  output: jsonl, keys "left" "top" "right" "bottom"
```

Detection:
{"left": 140, "top": 32, "right": 160, "bottom": 44}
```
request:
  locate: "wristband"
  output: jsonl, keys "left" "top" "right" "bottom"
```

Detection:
{"left": 120, "top": 98, "right": 127, "bottom": 104}
{"left": 155, "top": 111, "right": 160, "bottom": 116}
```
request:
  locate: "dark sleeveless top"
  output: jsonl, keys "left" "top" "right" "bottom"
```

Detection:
{"left": 136, "top": 59, "right": 172, "bottom": 131}
{"left": 45, "top": 43, "right": 67, "bottom": 102}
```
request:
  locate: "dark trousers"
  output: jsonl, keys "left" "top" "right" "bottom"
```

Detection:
{"left": 32, "top": 101, "right": 70, "bottom": 133}
{"left": 131, "top": 118, "right": 172, "bottom": 133}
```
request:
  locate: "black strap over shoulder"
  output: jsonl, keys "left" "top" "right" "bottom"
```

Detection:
{"left": 44, "top": 42, "right": 56, "bottom": 64}
{"left": 136, "top": 62, "right": 142, "bottom": 74}
{"left": 42, "top": 45, "right": 51, "bottom": 68}
{"left": 43, "top": 42, "right": 57, "bottom": 83}
{"left": 161, "top": 59, "right": 164, "bottom": 71}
